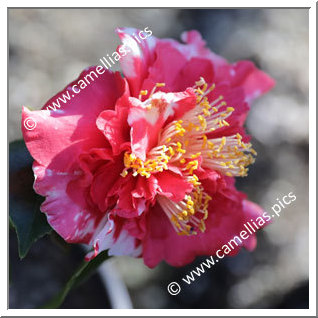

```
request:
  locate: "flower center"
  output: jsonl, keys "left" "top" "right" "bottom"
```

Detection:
{"left": 120, "top": 78, "right": 256, "bottom": 236}
{"left": 122, "top": 78, "right": 256, "bottom": 179}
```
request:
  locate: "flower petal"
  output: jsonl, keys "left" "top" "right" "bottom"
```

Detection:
{"left": 96, "top": 86, "right": 131, "bottom": 156}
{"left": 142, "top": 190, "right": 264, "bottom": 268}
{"left": 22, "top": 68, "right": 126, "bottom": 170}
{"left": 117, "top": 27, "right": 157, "bottom": 97}
{"left": 127, "top": 89, "right": 196, "bottom": 160}
{"left": 86, "top": 215, "right": 142, "bottom": 260}
{"left": 155, "top": 170, "right": 193, "bottom": 202}
{"left": 33, "top": 162, "right": 103, "bottom": 244}
{"left": 180, "top": 30, "right": 227, "bottom": 67}
{"left": 216, "top": 61, "right": 275, "bottom": 103}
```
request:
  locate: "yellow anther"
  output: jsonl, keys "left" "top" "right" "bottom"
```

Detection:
{"left": 227, "top": 107, "right": 235, "bottom": 112}
{"left": 191, "top": 152, "right": 201, "bottom": 159}
{"left": 186, "top": 122, "right": 195, "bottom": 132}
{"left": 205, "top": 83, "right": 216, "bottom": 94}
{"left": 186, "top": 160, "right": 198, "bottom": 174}
{"left": 138, "top": 90, "right": 148, "bottom": 100}
{"left": 202, "top": 135, "right": 207, "bottom": 149}
{"left": 176, "top": 142, "right": 186, "bottom": 153}
{"left": 196, "top": 88, "right": 204, "bottom": 95}
{"left": 149, "top": 82, "right": 166, "bottom": 97}
{"left": 189, "top": 174, "right": 201, "bottom": 186}
{"left": 203, "top": 108, "right": 211, "bottom": 116}
{"left": 207, "top": 141, "right": 215, "bottom": 149}
{"left": 120, "top": 170, "right": 128, "bottom": 177}
{"left": 198, "top": 115, "right": 207, "bottom": 130}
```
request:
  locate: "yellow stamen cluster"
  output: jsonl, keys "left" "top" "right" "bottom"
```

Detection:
{"left": 121, "top": 138, "right": 200, "bottom": 179}
{"left": 165, "top": 77, "right": 258, "bottom": 178}
{"left": 157, "top": 187, "right": 212, "bottom": 236}
{"left": 121, "top": 148, "right": 170, "bottom": 178}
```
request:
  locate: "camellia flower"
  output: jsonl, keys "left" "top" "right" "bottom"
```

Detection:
{"left": 21, "top": 28, "right": 275, "bottom": 267}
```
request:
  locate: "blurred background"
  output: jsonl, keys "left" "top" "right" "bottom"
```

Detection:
{"left": 9, "top": 9, "right": 309, "bottom": 309}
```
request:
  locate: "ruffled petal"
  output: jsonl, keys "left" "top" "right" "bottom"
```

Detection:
{"left": 86, "top": 215, "right": 142, "bottom": 261}
{"left": 127, "top": 89, "right": 196, "bottom": 160}
{"left": 155, "top": 170, "right": 193, "bottom": 202}
{"left": 117, "top": 27, "right": 157, "bottom": 97}
{"left": 22, "top": 68, "right": 125, "bottom": 169}
{"left": 33, "top": 162, "right": 103, "bottom": 244}
{"left": 140, "top": 41, "right": 189, "bottom": 93}
{"left": 142, "top": 190, "right": 264, "bottom": 268}
{"left": 96, "top": 84, "right": 131, "bottom": 156}
{"left": 215, "top": 61, "right": 275, "bottom": 103}
{"left": 180, "top": 30, "right": 227, "bottom": 67}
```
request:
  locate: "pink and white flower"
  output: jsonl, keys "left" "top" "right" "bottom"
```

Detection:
{"left": 22, "top": 28, "right": 275, "bottom": 268}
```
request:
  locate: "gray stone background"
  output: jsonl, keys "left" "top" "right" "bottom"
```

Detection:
{"left": 9, "top": 9, "right": 309, "bottom": 309}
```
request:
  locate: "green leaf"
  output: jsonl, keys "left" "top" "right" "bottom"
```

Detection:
{"left": 9, "top": 140, "right": 52, "bottom": 258}
{"left": 41, "top": 250, "right": 109, "bottom": 309}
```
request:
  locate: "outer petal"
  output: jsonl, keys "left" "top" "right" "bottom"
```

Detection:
{"left": 180, "top": 30, "right": 227, "bottom": 67}
{"left": 86, "top": 215, "right": 142, "bottom": 261}
{"left": 22, "top": 68, "right": 126, "bottom": 170}
{"left": 140, "top": 41, "right": 189, "bottom": 93}
{"left": 117, "top": 27, "right": 157, "bottom": 97}
{"left": 241, "top": 199, "right": 270, "bottom": 251}
{"left": 118, "top": 29, "right": 224, "bottom": 95}
{"left": 240, "top": 66, "right": 275, "bottom": 103}
{"left": 142, "top": 191, "right": 265, "bottom": 268}
{"left": 215, "top": 61, "right": 275, "bottom": 103}
{"left": 172, "top": 58, "right": 215, "bottom": 91}
{"left": 22, "top": 68, "right": 126, "bottom": 244}
{"left": 33, "top": 162, "right": 103, "bottom": 244}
